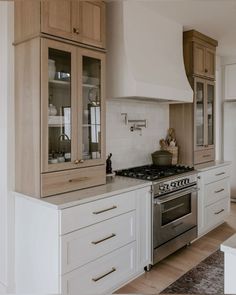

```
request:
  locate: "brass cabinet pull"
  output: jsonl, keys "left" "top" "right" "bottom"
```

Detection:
{"left": 68, "top": 177, "right": 89, "bottom": 183}
{"left": 93, "top": 205, "right": 117, "bottom": 215}
{"left": 73, "top": 27, "right": 80, "bottom": 34}
{"left": 91, "top": 233, "right": 116, "bottom": 245}
{"left": 205, "top": 69, "right": 208, "bottom": 73}
{"left": 214, "top": 209, "right": 224, "bottom": 215}
{"left": 215, "top": 172, "right": 225, "bottom": 176}
{"left": 215, "top": 188, "right": 224, "bottom": 194}
{"left": 74, "top": 159, "right": 84, "bottom": 164}
{"left": 92, "top": 267, "right": 116, "bottom": 282}
{"left": 203, "top": 154, "right": 211, "bottom": 158}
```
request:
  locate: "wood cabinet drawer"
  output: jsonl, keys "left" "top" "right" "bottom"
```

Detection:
{"left": 60, "top": 190, "right": 136, "bottom": 235}
{"left": 61, "top": 211, "right": 136, "bottom": 274}
{"left": 61, "top": 242, "right": 136, "bottom": 295}
{"left": 205, "top": 178, "right": 230, "bottom": 206}
{"left": 203, "top": 165, "right": 230, "bottom": 184}
{"left": 41, "top": 165, "right": 106, "bottom": 197}
{"left": 194, "top": 149, "right": 215, "bottom": 165}
{"left": 205, "top": 198, "right": 230, "bottom": 228}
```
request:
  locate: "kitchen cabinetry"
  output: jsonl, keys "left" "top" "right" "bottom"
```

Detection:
{"left": 183, "top": 30, "right": 217, "bottom": 80}
{"left": 15, "top": 1, "right": 106, "bottom": 49}
{"left": 170, "top": 30, "right": 218, "bottom": 166}
{"left": 15, "top": 37, "right": 106, "bottom": 197}
{"left": 15, "top": 186, "right": 152, "bottom": 295}
{"left": 194, "top": 77, "right": 215, "bottom": 164}
{"left": 197, "top": 163, "right": 231, "bottom": 236}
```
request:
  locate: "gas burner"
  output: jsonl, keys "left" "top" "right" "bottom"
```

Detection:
{"left": 116, "top": 165, "right": 194, "bottom": 181}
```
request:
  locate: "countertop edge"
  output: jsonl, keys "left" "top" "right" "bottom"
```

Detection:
{"left": 14, "top": 180, "right": 152, "bottom": 210}
{"left": 196, "top": 161, "right": 232, "bottom": 172}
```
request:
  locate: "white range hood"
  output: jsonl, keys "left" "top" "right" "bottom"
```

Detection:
{"left": 106, "top": 1, "right": 193, "bottom": 103}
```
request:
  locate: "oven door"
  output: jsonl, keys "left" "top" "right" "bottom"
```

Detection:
{"left": 153, "top": 186, "right": 198, "bottom": 249}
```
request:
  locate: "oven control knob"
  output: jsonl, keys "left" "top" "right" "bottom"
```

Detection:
{"left": 186, "top": 178, "right": 190, "bottom": 184}
{"left": 171, "top": 182, "right": 176, "bottom": 187}
{"left": 159, "top": 185, "right": 165, "bottom": 191}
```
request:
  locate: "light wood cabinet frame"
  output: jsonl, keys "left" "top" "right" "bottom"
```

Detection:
{"left": 14, "top": 0, "right": 106, "bottom": 49}
{"left": 41, "top": 39, "right": 79, "bottom": 173}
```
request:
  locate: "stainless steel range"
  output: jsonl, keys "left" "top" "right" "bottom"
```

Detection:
{"left": 116, "top": 165, "right": 198, "bottom": 265}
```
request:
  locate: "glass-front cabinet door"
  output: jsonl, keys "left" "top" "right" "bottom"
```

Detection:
{"left": 41, "top": 40, "right": 105, "bottom": 172}
{"left": 41, "top": 39, "right": 77, "bottom": 172}
{"left": 79, "top": 49, "right": 105, "bottom": 167}
{"left": 194, "top": 77, "right": 215, "bottom": 151}
{"left": 206, "top": 81, "right": 215, "bottom": 147}
{"left": 195, "top": 78, "right": 205, "bottom": 149}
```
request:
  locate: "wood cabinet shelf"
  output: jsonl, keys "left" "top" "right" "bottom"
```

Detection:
{"left": 49, "top": 80, "right": 70, "bottom": 86}
{"left": 82, "top": 83, "right": 99, "bottom": 88}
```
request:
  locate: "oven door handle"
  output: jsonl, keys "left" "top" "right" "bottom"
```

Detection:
{"left": 154, "top": 186, "right": 199, "bottom": 205}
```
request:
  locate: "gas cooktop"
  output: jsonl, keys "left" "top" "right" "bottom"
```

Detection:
{"left": 116, "top": 165, "right": 195, "bottom": 181}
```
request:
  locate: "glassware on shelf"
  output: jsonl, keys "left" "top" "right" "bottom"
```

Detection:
{"left": 48, "top": 59, "right": 56, "bottom": 80}
{"left": 48, "top": 104, "right": 57, "bottom": 116}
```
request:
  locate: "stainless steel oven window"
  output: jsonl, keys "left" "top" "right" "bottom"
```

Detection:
{"left": 161, "top": 194, "right": 191, "bottom": 226}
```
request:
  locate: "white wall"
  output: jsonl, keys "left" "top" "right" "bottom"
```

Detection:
{"left": 0, "top": 2, "right": 15, "bottom": 293}
{"left": 215, "top": 55, "right": 223, "bottom": 161}
{"left": 221, "top": 56, "right": 236, "bottom": 198}
{"left": 106, "top": 100, "right": 169, "bottom": 170}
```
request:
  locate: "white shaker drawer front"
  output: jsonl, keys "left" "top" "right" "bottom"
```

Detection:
{"left": 61, "top": 211, "right": 136, "bottom": 274}
{"left": 61, "top": 242, "right": 136, "bottom": 295}
{"left": 203, "top": 165, "right": 230, "bottom": 184}
{"left": 205, "top": 178, "right": 230, "bottom": 206}
{"left": 60, "top": 191, "right": 136, "bottom": 235}
{"left": 205, "top": 198, "right": 230, "bottom": 228}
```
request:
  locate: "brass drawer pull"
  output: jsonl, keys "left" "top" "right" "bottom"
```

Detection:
{"left": 93, "top": 205, "right": 117, "bottom": 215}
{"left": 214, "top": 208, "right": 224, "bottom": 215}
{"left": 74, "top": 159, "right": 84, "bottom": 164}
{"left": 91, "top": 233, "right": 116, "bottom": 245}
{"left": 215, "top": 188, "right": 224, "bottom": 194}
{"left": 68, "top": 177, "right": 89, "bottom": 183}
{"left": 215, "top": 172, "right": 225, "bottom": 176}
{"left": 92, "top": 267, "right": 116, "bottom": 282}
{"left": 203, "top": 154, "right": 211, "bottom": 158}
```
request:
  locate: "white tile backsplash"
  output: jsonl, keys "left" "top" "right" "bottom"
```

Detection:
{"left": 106, "top": 100, "right": 169, "bottom": 170}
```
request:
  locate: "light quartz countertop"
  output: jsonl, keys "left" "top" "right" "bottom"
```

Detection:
{"left": 221, "top": 233, "right": 236, "bottom": 255}
{"left": 15, "top": 176, "right": 152, "bottom": 210}
{"left": 195, "top": 160, "right": 231, "bottom": 172}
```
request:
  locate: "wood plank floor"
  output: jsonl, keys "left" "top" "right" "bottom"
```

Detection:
{"left": 116, "top": 203, "right": 236, "bottom": 294}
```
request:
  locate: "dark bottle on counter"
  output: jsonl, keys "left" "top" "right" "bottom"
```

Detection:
{"left": 106, "top": 153, "right": 113, "bottom": 174}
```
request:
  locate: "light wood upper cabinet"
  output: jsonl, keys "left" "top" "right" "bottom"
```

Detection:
{"left": 184, "top": 30, "right": 218, "bottom": 80}
{"left": 193, "top": 43, "right": 205, "bottom": 77}
{"left": 41, "top": 0, "right": 79, "bottom": 41}
{"left": 205, "top": 47, "right": 215, "bottom": 79}
{"left": 80, "top": 1, "right": 106, "bottom": 48}
{"left": 14, "top": 0, "right": 106, "bottom": 49}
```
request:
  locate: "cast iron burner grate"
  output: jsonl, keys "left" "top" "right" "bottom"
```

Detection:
{"left": 116, "top": 165, "right": 194, "bottom": 181}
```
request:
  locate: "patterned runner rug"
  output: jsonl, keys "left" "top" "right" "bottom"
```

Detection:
{"left": 160, "top": 249, "right": 224, "bottom": 294}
